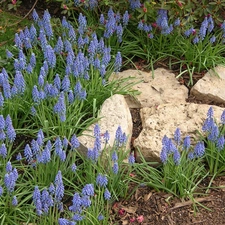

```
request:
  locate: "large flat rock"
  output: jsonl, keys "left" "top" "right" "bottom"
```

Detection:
{"left": 134, "top": 103, "right": 225, "bottom": 162}
{"left": 191, "top": 66, "right": 225, "bottom": 104}
{"left": 110, "top": 69, "right": 188, "bottom": 108}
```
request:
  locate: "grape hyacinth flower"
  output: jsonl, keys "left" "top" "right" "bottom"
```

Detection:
{"left": 174, "top": 18, "right": 180, "bottom": 27}
{"left": 199, "top": 17, "right": 208, "bottom": 40}
{"left": 221, "top": 110, "right": 225, "bottom": 124}
{"left": 3, "top": 78, "right": 12, "bottom": 99}
{"left": 44, "top": 45, "right": 56, "bottom": 68}
{"left": 6, "top": 49, "right": 13, "bottom": 58}
{"left": 12, "top": 196, "right": 18, "bottom": 206}
{"left": 173, "top": 149, "right": 181, "bottom": 165}
{"left": 78, "top": 13, "right": 87, "bottom": 35}
{"left": 128, "top": 153, "right": 135, "bottom": 164}
{"left": 54, "top": 171, "right": 64, "bottom": 202}
{"left": 69, "top": 192, "right": 82, "bottom": 213}
{"left": 174, "top": 128, "right": 181, "bottom": 146}
{"left": 7, "top": 124, "right": 16, "bottom": 143}
{"left": 70, "top": 134, "right": 80, "bottom": 150}
{"left": 112, "top": 162, "right": 119, "bottom": 174}
{"left": 0, "top": 186, "right": 3, "bottom": 197}
{"left": 96, "top": 174, "right": 108, "bottom": 187}
{"left": 104, "top": 188, "right": 111, "bottom": 200}
{"left": 194, "top": 141, "right": 205, "bottom": 158}
{"left": 103, "top": 130, "right": 110, "bottom": 144}
{"left": 123, "top": 11, "right": 129, "bottom": 26}
{"left": 32, "top": 9, "right": 39, "bottom": 22}
{"left": 71, "top": 163, "right": 77, "bottom": 172}
{"left": 160, "top": 146, "right": 168, "bottom": 164}
{"left": 4, "top": 170, "right": 18, "bottom": 193}
{"left": 53, "top": 92, "right": 66, "bottom": 122}
{"left": 129, "top": 0, "right": 141, "bottom": 10}
{"left": 0, "top": 115, "right": 5, "bottom": 129}
{"left": 14, "top": 71, "right": 25, "bottom": 94}
{"left": 100, "top": 14, "right": 105, "bottom": 25}
{"left": 54, "top": 74, "right": 61, "bottom": 90}
{"left": 210, "top": 35, "right": 216, "bottom": 44}
{"left": 16, "top": 153, "right": 22, "bottom": 161}
{"left": 58, "top": 218, "right": 70, "bottom": 225}
{"left": 6, "top": 161, "right": 12, "bottom": 173}
{"left": 0, "top": 143, "right": 7, "bottom": 158}
{"left": 217, "top": 136, "right": 225, "bottom": 151}
{"left": 184, "top": 26, "right": 195, "bottom": 38}
{"left": 114, "top": 51, "right": 122, "bottom": 72}
{"left": 55, "top": 36, "right": 64, "bottom": 54}
{"left": 24, "top": 144, "right": 33, "bottom": 163}
{"left": 32, "top": 85, "right": 40, "bottom": 103}
{"left": 0, "top": 93, "right": 4, "bottom": 107}
{"left": 208, "top": 123, "right": 219, "bottom": 142}
{"left": 81, "top": 195, "right": 91, "bottom": 208}
{"left": 183, "top": 136, "right": 191, "bottom": 151}
{"left": 72, "top": 214, "right": 84, "bottom": 222}
{"left": 98, "top": 214, "right": 104, "bottom": 221}
{"left": 111, "top": 151, "right": 118, "bottom": 162}
{"left": 82, "top": 184, "right": 94, "bottom": 196}
{"left": 192, "top": 35, "right": 200, "bottom": 44}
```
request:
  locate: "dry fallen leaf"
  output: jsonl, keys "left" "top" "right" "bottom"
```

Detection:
{"left": 122, "top": 220, "right": 129, "bottom": 225}
{"left": 144, "top": 191, "right": 152, "bottom": 201}
{"left": 122, "top": 205, "right": 138, "bottom": 214}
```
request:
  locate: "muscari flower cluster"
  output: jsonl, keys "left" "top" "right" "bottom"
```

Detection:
{"left": 202, "top": 106, "right": 225, "bottom": 151}
{"left": 137, "top": 9, "right": 219, "bottom": 45}
{"left": 33, "top": 170, "right": 64, "bottom": 216}
{"left": 138, "top": 9, "right": 177, "bottom": 38}
{"left": 99, "top": 7, "right": 130, "bottom": 43}
{"left": 86, "top": 124, "right": 132, "bottom": 173}
{"left": 0, "top": 161, "right": 18, "bottom": 206}
{"left": 160, "top": 127, "right": 205, "bottom": 165}
{"left": 0, "top": 115, "right": 16, "bottom": 151}
{"left": 3, "top": 9, "right": 123, "bottom": 122}
{"left": 74, "top": 0, "right": 140, "bottom": 11}
{"left": 184, "top": 15, "right": 216, "bottom": 44}
{"left": 23, "top": 129, "right": 80, "bottom": 166}
{"left": 58, "top": 172, "right": 111, "bottom": 223}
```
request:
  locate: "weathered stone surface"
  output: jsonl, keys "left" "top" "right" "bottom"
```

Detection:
{"left": 110, "top": 68, "right": 188, "bottom": 108}
{"left": 77, "top": 94, "right": 133, "bottom": 156}
{"left": 190, "top": 66, "right": 225, "bottom": 104}
{"left": 134, "top": 103, "right": 225, "bottom": 162}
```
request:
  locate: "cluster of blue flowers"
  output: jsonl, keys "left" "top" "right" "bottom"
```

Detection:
{"left": 23, "top": 129, "right": 80, "bottom": 166}
{"left": 184, "top": 15, "right": 216, "bottom": 44}
{"left": 138, "top": 9, "right": 180, "bottom": 38}
{"left": 33, "top": 171, "right": 64, "bottom": 216}
{"left": 160, "top": 127, "right": 205, "bottom": 165}
{"left": 0, "top": 114, "right": 16, "bottom": 146}
{"left": 58, "top": 178, "right": 110, "bottom": 224}
{"left": 1, "top": 8, "right": 123, "bottom": 123}
{"left": 99, "top": 7, "right": 129, "bottom": 44}
{"left": 136, "top": 8, "right": 221, "bottom": 45}
{"left": 57, "top": 159, "right": 113, "bottom": 224}
{"left": 0, "top": 161, "right": 18, "bottom": 206}
{"left": 202, "top": 106, "right": 225, "bottom": 151}
{"left": 74, "top": 0, "right": 141, "bottom": 11}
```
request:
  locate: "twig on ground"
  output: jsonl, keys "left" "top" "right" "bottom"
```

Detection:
{"left": 7, "top": 0, "right": 38, "bottom": 27}
{"left": 170, "top": 197, "right": 214, "bottom": 210}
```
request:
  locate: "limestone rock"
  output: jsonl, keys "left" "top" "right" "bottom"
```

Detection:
{"left": 110, "top": 69, "right": 188, "bottom": 108}
{"left": 134, "top": 103, "right": 225, "bottom": 162}
{"left": 77, "top": 94, "right": 133, "bottom": 157}
{"left": 190, "top": 66, "right": 225, "bottom": 104}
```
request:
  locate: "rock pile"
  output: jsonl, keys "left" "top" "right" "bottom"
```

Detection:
{"left": 78, "top": 66, "right": 225, "bottom": 162}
